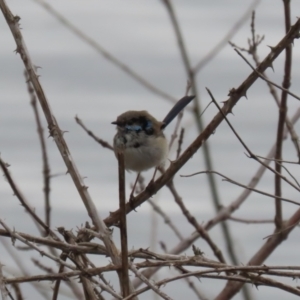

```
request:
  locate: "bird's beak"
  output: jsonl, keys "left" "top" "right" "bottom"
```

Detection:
{"left": 111, "top": 121, "right": 118, "bottom": 125}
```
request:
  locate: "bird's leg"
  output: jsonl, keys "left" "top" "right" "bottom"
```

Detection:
{"left": 150, "top": 167, "right": 158, "bottom": 184}
{"left": 129, "top": 172, "right": 140, "bottom": 203}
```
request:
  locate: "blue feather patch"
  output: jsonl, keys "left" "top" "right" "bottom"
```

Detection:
{"left": 125, "top": 124, "right": 142, "bottom": 132}
{"left": 145, "top": 120, "right": 152, "bottom": 130}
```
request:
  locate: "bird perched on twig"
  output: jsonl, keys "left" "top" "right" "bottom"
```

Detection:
{"left": 112, "top": 95, "right": 195, "bottom": 198}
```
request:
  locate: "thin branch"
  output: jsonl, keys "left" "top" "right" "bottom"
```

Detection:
{"left": 148, "top": 199, "right": 184, "bottom": 241}
{"left": 25, "top": 71, "right": 52, "bottom": 233}
{"left": 129, "top": 267, "right": 300, "bottom": 300}
{"left": 176, "top": 128, "right": 185, "bottom": 159}
{"left": 0, "top": 238, "right": 50, "bottom": 299}
{"left": 182, "top": 170, "right": 300, "bottom": 207}
{"left": 0, "top": 263, "right": 8, "bottom": 300}
{"left": 234, "top": 48, "right": 300, "bottom": 102}
{"left": 0, "top": 219, "right": 76, "bottom": 270}
{"left": 205, "top": 88, "right": 300, "bottom": 193}
{"left": 51, "top": 252, "right": 64, "bottom": 300}
{"left": 229, "top": 217, "right": 275, "bottom": 224}
{"left": 0, "top": 158, "right": 58, "bottom": 239}
{"left": 215, "top": 208, "right": 300, "bottom": 299}
{"left": 273, "top": 0, "right": 292, "bottom": 229}
{"left": 204, "top": 108, "right": 300, "bottom": 230}
{"left": 117, "top": 151, "right": 130, "bottom": 297}
{"left": 75, "top": 116, "right": 113, "bottom": 151}
{"left": 31, "top": 0, "right": 177, "bottom": 105}
{"left": 231, "top": 11, "right": 300, "bottom": 160}
{"left": 193, "top": 0, "right": 261, "bottom": 72}
{"left": 129, "top": 263, "right": 173, "bottom": 300}
{"left": 167, "top": 181, "right": 227, "bottom": 264}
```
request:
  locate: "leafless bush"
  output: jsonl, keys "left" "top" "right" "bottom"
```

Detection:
{"left": 0, "top": 0, "right": 300, "bottom": 299}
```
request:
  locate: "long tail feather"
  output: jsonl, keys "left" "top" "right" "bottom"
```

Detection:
{"left": 161, "top": 95, "right": 195, "bottom": 129}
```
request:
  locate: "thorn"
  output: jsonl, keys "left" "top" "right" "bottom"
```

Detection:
{"left": 269, "top": 63, "right": 274, "bottom": 72}
{"left": 228, "top": 88, "right": 237, "bottom": 97}
{"left": 14, "top": 46, "right": 21, "bottom": 54}
{"left": 168, "top": 158, "right": 177, "bottom": 166}
{"left": 241, "top": 90, "right": 248, "bottom": 99}
{"left": 192, "top": 244, "right": 204, "bottom": 256}
{"left": 228, "top": 108, "right": 235, "bottom": 116}
{"left": 159, "top": 241, "right": 167, "bottom": 252}
{"left": 14, "top": 15, "right": 21, "bottom": 23}
{"left": 221, "top": 99, "right": 229, "bottom": 105}
{"left": 129, "top": 197, "right": 137, "bottom": 211}
{"left": 267, "top": 45, "right": 276, "bottom": 52}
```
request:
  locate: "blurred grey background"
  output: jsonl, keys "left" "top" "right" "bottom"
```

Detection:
{"left": 1, "top": 0, "right": 300, "bottom": 299}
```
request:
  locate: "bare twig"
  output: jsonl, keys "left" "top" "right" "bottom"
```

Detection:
{"left": 194, "top": 0, "right": 261, "bottom": 72}
{"left": 176, "top": 128, "right": 185, "bottom": 159}
{"left": 0, "top": 263, "right": 8, "bottom": 300}
{"left": 75, "top": 116, "right": 113, "bottom": 150}
{"left": 0, "top": 158, "right": 58, "bottom": 239}
{"left": 229, "top": 217, "right": 275, "bottom": 224}
{"left": 182, "top": 170, "right": 300, "bottom": 207}
{"left": 25, "top": 71, "right": 51, "bottom": 233}
{"left": 204, "top": 108, "right": 300, "bottom": 230}
{"left": 129, "top": 263, "right": 173, "bottom": 300}
{"left": 234, "top": 48, "right": 300, "bottom": 102}
{"left": 231, "top": 11, "right": 300, "bottom": 159}
{"left": 51, "top": 252, "right": 65, "bottom": 300}
{"left": 167, "top": 181, "right": 227, "bottom": 264}
{"left": 215, "top": 208, "right": 300, "bottom": 299}
{"left": 0, "top": 219, "right": 75, "bottom": 270}
{"left": 31, "top": 0, "right": 177, "bottom": 105}
{"left": 1, "top": 238, "right": 50, "bottom": 299}
{"left": 130, "top": 264, "right": 300, "bottom": 299}
{"left": 273, "top": 0, "right": 292, "bottom": 229}
{"left": 148, "top": 199, "right": 184, "bottom": 241}
{"left": 117, "top": 151, "right": 130, "bottom": 297}
{"left": 205, "top": 88, "right": 300, "bottom": 193}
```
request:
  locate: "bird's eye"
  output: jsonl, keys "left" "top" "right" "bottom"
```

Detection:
{"left": 145, "top": 127, "right": 154, "bottom": 135}
{"left": 127, "top": 120, "right": 133, "bottom": 126}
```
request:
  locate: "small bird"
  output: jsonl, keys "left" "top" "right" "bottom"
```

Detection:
{"left": 112, "top": 95, "right": 195, "bottom": 196}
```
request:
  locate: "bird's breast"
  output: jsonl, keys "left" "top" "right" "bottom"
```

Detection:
{"left": 113, "top": 132, "right": 168, "bottom": 172}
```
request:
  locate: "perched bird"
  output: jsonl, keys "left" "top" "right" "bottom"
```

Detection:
{"left": 112, "top": 95, "right": 195, "bottom": 196}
